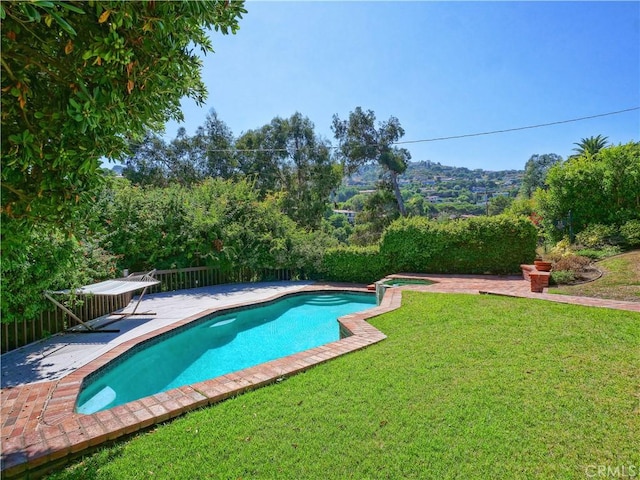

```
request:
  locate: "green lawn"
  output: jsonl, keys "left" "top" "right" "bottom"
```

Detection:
{"left": 47, "top": 292, "right": 639, "bottom": 479}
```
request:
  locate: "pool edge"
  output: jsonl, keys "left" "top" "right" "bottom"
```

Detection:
{"left": 1, "top": 284, "right": 402, "bottom": 479}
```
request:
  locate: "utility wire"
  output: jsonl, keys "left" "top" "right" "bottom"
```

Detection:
{"left": 205, "top": 107, "right": 639, "bottom": 153}
{"left": 393, "top": 107, "right": 640, "bottom": 145}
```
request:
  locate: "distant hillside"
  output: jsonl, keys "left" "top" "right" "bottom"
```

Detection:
{"left": 345, "top": 160, "right": 523, "bottom": 189}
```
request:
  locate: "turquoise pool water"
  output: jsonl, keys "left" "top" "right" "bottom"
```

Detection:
{"left": 76, "top": 292, "right": 375, "bottom": 414}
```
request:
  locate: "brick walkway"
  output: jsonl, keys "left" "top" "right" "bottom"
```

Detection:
{"left": 1, "top": 277, "right": 638, "bottom": 478}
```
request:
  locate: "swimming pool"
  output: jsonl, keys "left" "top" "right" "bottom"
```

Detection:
{"left": 76, "top": 292, "right": 376, "bottom": 414}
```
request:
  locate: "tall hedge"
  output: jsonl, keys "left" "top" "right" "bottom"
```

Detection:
{"left": 101, "top": 177, "right": 328, "bottom": 273}
{"left": 320, "top": 246, "right": 389, "bottom": 284}
{"left": 380, "top": 215, "right": 537, "bottom": 275}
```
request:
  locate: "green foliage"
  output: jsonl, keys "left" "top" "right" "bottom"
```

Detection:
{"left": 1, "top": 223, "right": 118, "bottom": 324}
{"left": 504, "top": 197, "right": 536, "bottom": 217}
{"left": 519, "top": 153, "right": 562, "bottom": 198}
{"left": 323, "top": 214, "right": 354, "bottom": 245}
{"left": 571, "top": 134, "right": 609, "bottom": 157}
{"left": 620, "top": 219, "right": 640, "bottom": 248}
{"left": 535, "top": 141, "right": 640, "bottom": 242}
{"left": 550, "top": 270, "right": 576, "bottom": 285}
{"left": 575, "top": 223, "right": 620, "bottom": 248}
{"left": 379, "top": 215, "right": 538, "bottom": 274}
{"left": 574, "top": 246, "right": 622, "bottom": 260}
{"left": 123, "top": 110, "right": 238, "bottom": 187}
{"left": 320, "top": 246, "right": 389, "bottom": 284}
{"left": 236, "top": 113, "right": 342, "bottom": 229}
{"left": 100, "top": 178, "right": 328, "bottom": 274}
{"left": 487, "top": 195, "right": 513, "bottom": 216}
{"left": 332, "top": 107, "right": 410, "bottom": 216}
{"left": 349, "top": 188, "right": 400, "bottom": 246}
{"left": 2, "top": 0, "right": 246, "bottom": 226}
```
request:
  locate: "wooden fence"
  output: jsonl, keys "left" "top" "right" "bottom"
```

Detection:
{"left": 1, "top": 266, "right": 296, "bottom": 354}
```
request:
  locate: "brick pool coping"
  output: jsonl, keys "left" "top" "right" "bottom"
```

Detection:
{"left": 1, "top": 284, "right": 401, "bottom": 478}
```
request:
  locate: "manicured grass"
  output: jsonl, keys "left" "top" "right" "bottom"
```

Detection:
{"left": 47, "top": 292, "right": 639, "bottom": 479}
{"left": 550, "top": 250, "right": 640, "bottom": 302}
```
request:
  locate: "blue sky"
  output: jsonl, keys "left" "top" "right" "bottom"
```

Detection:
{"left": 165, "top": 1, "right": 640, "bottom": 171}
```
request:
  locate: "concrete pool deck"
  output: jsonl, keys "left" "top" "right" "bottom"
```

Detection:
{"left": 2, "top": 276, "right": 639, "bottom": 478}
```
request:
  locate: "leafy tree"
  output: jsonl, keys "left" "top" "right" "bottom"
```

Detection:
{"left": 1, "top": 203, "right": 118, "bottom": 325}
{"left": 192, "top": 109, "right": 238, "bottom": 179}
{"left": 332, "top": 107, "right": 410, "bottom": 216}
{"left": 572, "top": 134, "right": 609, "bottom": 157}
{"left": 1, "top": 0, "right": 246, "bottom": 227}
{"left": 504, "top": 197, "right": 537, "bottom": 218}
{"left": 519, "top": 153, "right": 563, "bottom": 198}
{"left": 122, "top": 131, "right": 172, "bottom": 187}
{"left": 322, "top": 214, "right": 354, "bottom": 245}
{"left": 343, "top": 192, "right": 368, "bottom": 212}
{"left": 235, "top": 125, "right": 285, "bottom": 195}
{"left": 236, "top": 113, "right": 342, "bottom": 228}
{"left": 123, "top": 120, "right": 235, "bottom": 188}
{"left": 350, "top": 188, "right": 400, "bottom": 246}
{"left": 535, "top": 141, "right": 640, "bottom": 241}
{"left": 123, "top": 111, "right": 237, "bottom": 187}
{"left": 487, "top": 195, "right": 513, "bottom": 216}
{"left": 100, "top": 177, "right": 325, "bottom": 273}
{"left": 332, "top": 185, "right": 360, "bottom": 203}
{"left": 405, "top": 194, "right": 427, "bottom": 216}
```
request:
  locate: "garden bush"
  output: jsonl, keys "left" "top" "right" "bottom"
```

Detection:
{"left": 320, "top": 246, "right": 389, "bottom": 284}
{"left": 379, "top": 215, "right": 537, "bottom": 275}
{"left": 574, "top": 246, "right": 622, "bottom": 260}
{"left": 100, "top": 178, "right": 322, "bottom": 273}
{"left": 575, "top": 224, "right": 620, "bottom": 248}
{"left": 620, "top": 219, "right": 640, "bottom": 248}
{"left": 550, "top": 270, "right": 576, "bottom": 285}
{"left": 553, "top": 254, "right": 591, "bottom": 272}
{"left": 550, "top": 254, "right": 599, "bottom": 284}
{"left": 1, "top": 224, "right": 118, "bottom": 325}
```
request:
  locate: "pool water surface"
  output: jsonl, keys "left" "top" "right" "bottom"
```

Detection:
{"left": 76, "top": 292, "right": 376, "bottom": 414}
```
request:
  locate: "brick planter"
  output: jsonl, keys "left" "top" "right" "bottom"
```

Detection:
{"left": 521, "top": 264, "right": 551, "bottom": 292}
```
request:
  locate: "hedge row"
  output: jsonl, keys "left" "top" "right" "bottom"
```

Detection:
{"left": 320, "top": 215, "right": 538, "bottom": 283}
{"left": 320, "top": 246, "right": 389, "bottom": 284}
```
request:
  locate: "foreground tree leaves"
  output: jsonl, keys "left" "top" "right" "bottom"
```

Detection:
{"left": 1, "top": 0, "right": 246, "bottom": 229}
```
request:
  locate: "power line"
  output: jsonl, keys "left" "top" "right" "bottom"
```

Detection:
{"left": 205, "top": 106, "right": 639, "bottom": 153}
{"left": 393, "top": 107, "right": 640, "bottom": 145}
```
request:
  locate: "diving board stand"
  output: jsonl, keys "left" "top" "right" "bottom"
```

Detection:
{"left": 44, "top": 270, "right": 161, "bottom": 333}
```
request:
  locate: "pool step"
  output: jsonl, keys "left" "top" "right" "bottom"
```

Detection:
{"left": 304, "top": 296, "right": 351, "bottom": 306}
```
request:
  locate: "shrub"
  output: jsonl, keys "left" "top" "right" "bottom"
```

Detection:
{"left": 620, "top": 219, "right": 640, "bottom": 248}
{"left": 553, "top": 254, "right": 591, "bottom": 272}
{"left": 575, "top": 246, "right": 622, "bottom": 260}
{"left": 546, "top": 237, "right": 574, "bottom": 262}
{"left": 320, "top": 246, "right": 389, "bottom": 284}
{"left": 575, "top": 224, "right": 620, "bottom": 248}
{"left": 550, "top": 270, "right": 576, "bottom": 285}
{"left": 101, "top": 178, "right": 313, "bottom": 273}
{"left": 1, "top": 224, "right": 118, "bottom": 325}
{"left": 379, "top": 215, "right": 537, "bottom": 275}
